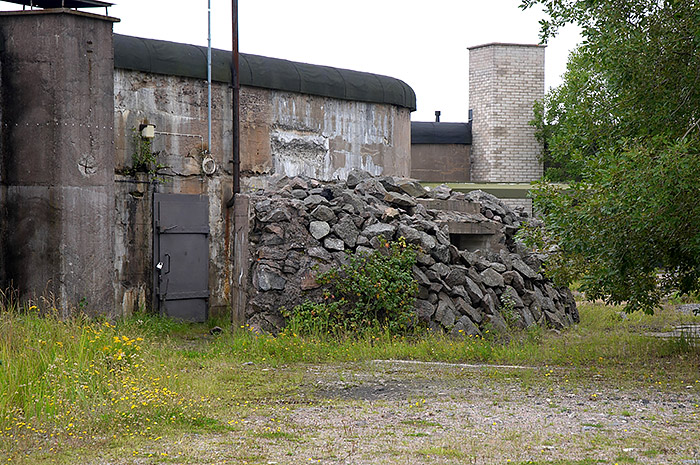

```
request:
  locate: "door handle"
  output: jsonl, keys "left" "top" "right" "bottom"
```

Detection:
{"left": 163, "top": 253, "right": 171, "bottom": 275}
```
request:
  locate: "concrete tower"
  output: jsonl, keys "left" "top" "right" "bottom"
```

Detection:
{"left": 0, "top": 8, "right": 118, "bottom": 314}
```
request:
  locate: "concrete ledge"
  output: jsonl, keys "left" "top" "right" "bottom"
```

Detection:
{"left": 415, "top": 198, "right": 480, "bottom": 214}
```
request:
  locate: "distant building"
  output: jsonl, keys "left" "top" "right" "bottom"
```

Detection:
{"left": 411, "top": 43, "right": 546, "bottom": 212}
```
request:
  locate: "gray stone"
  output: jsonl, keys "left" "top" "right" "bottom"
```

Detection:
{"left": 521, "top": 289, "right": 536, "bottom": 307}
{"left": 398, "top": 224, "right": 422, "bottom": 245}
{"left": 480, "top": 268, "right": 505, "bottom": 288}
{"left": 534, "top": 287, "right": 555, "bottom": 312}
{"left": 256, "top": 267, "right": 287, "bottom": 291}
{"left": 465, "top": 190, "right": 508, "bottom": 217}
{"left": 291, "top": 189, "right": 308, "bottom": 199}
{"left": 435, "top": 230, "right": 451, "bottom": 247}
{"left": 544, "top": 310, "right": 566, "bottom": 330}
{"left": 429, "top": 282, "right": 444, "bottom": 293}
{"left": 454, "top": 297, "right": 483, "bottom": 323}
{"left": 418, "top": 231, "right": 437, "bottom": 251}
{"left": 436, "top": 293, "right": 457, "bottom": 328}
{"left": 361, "top": 223, "right": 396, "bottom": 240}
{"left": 339, "top": 191, "right": 365, "bottom": 213}
{"left": 288, "top": 177, "right": 309, "bottom": 190}
{"left": 255, "top": 199, "right": 272, "bottom": 215}
{"left": 430, "top": 244, "right": 450, "bottom": 264}
{"left": 490, "top": 262, "right": 507, "bottom": 273}
{"left": 413, "top": 266, "right": 431, "bottom": 286}
{"left": 311, "top": 205, "right": 337, "bottom": 223}
{"left": 502, "top": 271, "right": 525, "bottom": 294}
{"left": 512, "top": 256, "right": 538, "bottom": 279}
{"left": 324, "top": 237, "right": 345, "bottom": 251}
{"left": 355, "top": 178, "right": 388, "bottom": 199}
{"left": 384, "top": 191, "right": 417, "bottom": 208}
{"left": 418, "top": 285, "right": 430, "bottom": 300}
{"left": 529, "top": 299, "right": 543, "bottom": 322}
{"left": 481, "top": 291, "right": 497, "bottom": 314}
{"left": 333, "top": 216, "right": 360, "bottom": 248}
{"left": 415, "top": 299, "right": 436, "bottom": 322}
{"left": 260, "top": 208, "right": 290, "bottom": 223}
{"left": 444, "top": 266, "right": 467, "bottom": 287}
{"left": 309, "top": 221, "right": 331, "bottom": 239}
{"left": 464, "top": 277, "right": 484, "bottom": 303}
{"left": 304, "top": 194, "right": 330, "bottom": 208}
{"left": 485, "top": 310, "right": 508, "bottom": 333}
{"left": 416, "top": 251, "right": 435, "bottom": 266}
{"left": 355, "top": 246, "right": 374, "bottom": 256}
{"left": 307, "top": 246, "right": 332, "bottom": 262}
{"left": 451, "top": 316, "right": 482, "bottom": 338}
{"left": 378, "top": 176, "right": 401, "bottom": 193}
{"left": 518, "top": 306, "right": 536, "bottom": 327}
{"left": 398, "top": 179, "right": 427, "bottom": 198}
{"left": 501, "top": 286, "right": 524, "bottom": 309}
{"left": 430, "top": 184, "right": 451, "bottom": 200}
{"left": 429, "top": 262, "right": 451, "bottom": 278}
{"left": 347, "top": 169, "right": 373, "bottom": 189}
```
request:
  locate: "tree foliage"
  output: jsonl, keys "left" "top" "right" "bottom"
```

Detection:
{"left": 519, "top": 0, "right": 700, "bottom": 312}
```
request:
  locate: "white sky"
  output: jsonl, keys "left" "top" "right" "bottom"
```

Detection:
{"left": 2, "top": 0, "right": 581, "bottom": 122}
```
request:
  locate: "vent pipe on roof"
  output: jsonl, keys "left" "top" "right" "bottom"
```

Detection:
{"left": 435, "top": 111, "right": 441, "bottom": 123}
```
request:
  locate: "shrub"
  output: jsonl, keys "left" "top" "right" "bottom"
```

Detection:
{"left": 284, "top": 237, "right": 419, "bottom": 337}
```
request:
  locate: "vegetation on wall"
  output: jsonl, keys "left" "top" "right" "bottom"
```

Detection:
{"left": 519, "top": 0, "right": 700, "bottom": 313}
{"left": 130, "top": 126, "right": 165, "bottom": 176}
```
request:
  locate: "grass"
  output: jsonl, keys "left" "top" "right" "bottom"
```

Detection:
{"left": 1, "top": 297, "right": 699, "bottom": 464}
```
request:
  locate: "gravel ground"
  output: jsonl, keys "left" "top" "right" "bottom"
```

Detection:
{"left": 105, "top": 360, "right": 700, "bottom": 465}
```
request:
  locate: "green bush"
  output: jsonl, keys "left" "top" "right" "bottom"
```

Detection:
{"left": 284, "top": 237, "right": 419, "bottom": 337}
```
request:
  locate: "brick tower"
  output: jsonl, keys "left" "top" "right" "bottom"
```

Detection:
{"left": 468, "top": 43, "right": 545, "bottom": 183}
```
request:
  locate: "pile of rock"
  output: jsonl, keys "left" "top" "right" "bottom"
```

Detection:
{"left": 246, "top": 170, "right": 577, "bottom": 335}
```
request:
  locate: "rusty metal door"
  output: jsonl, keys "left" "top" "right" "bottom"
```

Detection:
{"left": 154, "top": 193, "right": 210, "bottom": 322}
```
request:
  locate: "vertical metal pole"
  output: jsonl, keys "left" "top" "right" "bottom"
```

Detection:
{"left": 207, "top": 0, "right": 212, "bottom": 154}
{"left": 227, "top": 0, "right": 240, "bottom": 205}
{"left": 232, "top": 0, "right": 240, "bottom": 195}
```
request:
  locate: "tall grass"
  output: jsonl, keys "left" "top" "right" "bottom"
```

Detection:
{"left": 0, "top": 299, "right": 216, "bottom": 458}
{"left": 214, "top": 303, "right": 700, "bottom": 371}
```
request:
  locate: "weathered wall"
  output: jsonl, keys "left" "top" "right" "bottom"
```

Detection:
{"left": 240, "top": 87, "right": 411, "bottom": 185}
{"left": 0, "top": 10, "right": 117, "bottom": 314}
{"left": 411, "top": 144, "right": 470, "bottom": 182}
{"left": 113, "top": 69, "right": 412, "bottom": 317}
{"left": 469, "top": 43, "right": 544, "bottom": 183}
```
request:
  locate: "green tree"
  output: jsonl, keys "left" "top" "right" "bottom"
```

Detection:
{"left": 519, "top": 0, "right": 700, "bottom": 312}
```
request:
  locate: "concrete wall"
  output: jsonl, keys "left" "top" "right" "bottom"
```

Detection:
{"left": 469, "top": 43, "right": 544, "bottom": 183}
{"left": 113, "top": 69, "right": 412, "bottom": 317}
{"left": 243, "top": 86, "right": 411, "bottom": 184}
{"left": 0, "top": 10, "right": 117, "bottom": 314}
{"left": 411, "top": 144, "right": 470, "bottom": 182}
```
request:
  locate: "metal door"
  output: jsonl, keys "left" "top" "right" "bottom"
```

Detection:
{"left": 154, "top": 193, "right": 210, "bottom": 322}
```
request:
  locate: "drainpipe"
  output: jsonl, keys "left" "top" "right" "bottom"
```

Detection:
{"left": 226, "top": 0, "right": 240, "bottom": 208}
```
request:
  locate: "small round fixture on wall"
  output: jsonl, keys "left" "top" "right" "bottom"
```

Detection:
{"left": 202, "top": 156, "right": 216, "bottom": 175}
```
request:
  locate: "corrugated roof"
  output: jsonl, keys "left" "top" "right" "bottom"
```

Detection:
{"left": 113, "top": 34, "right": 417, "bottom": 111}
{"left": 411, "top": 122, "right": 472, "bottom": 144}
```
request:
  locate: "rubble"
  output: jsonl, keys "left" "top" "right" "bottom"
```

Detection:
{"left": 245, "top": 170, "right": 578, "bottom": 335}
